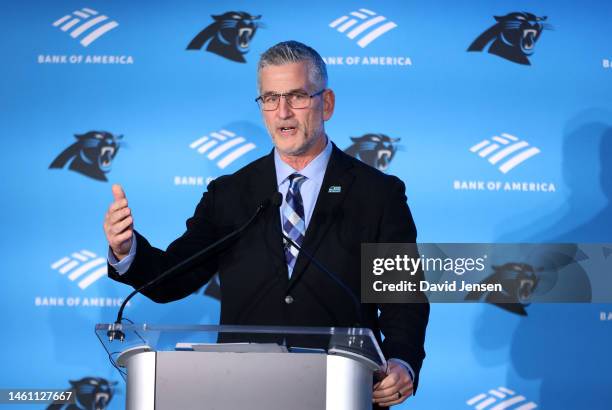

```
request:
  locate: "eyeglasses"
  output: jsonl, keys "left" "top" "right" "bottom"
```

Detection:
{"left": 255, "top": 89, "right": 325, "bottom": 111}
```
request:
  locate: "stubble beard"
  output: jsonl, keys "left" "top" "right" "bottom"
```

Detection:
{"left": 276, "top": 127, "right": 325, "bottom": 158}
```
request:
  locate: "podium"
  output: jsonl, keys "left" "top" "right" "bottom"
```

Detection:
{"left": 96, "top": 324, "right": 387, "bottom": 410}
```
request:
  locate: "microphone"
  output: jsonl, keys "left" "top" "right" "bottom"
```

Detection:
{"left": 108, "top": 193, "right": 276, "bottom": 342}
{"left": 271, "top": 192, "right": 283, "bottom": 208}
{"left": 272, "top": 196, "right": 363, "bottom": 326}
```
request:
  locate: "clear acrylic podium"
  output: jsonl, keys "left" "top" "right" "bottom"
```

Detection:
{"left": 95, "top": 324, "right": 387, "bottom": 410}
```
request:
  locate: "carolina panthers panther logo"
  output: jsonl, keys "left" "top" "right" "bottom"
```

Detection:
{"left": 49, "top": 131, "right": 122, "bottom": 182}
{"left": 465, "top": 263, "right": 541, "bottom": 316}
{"left": 47, "top": 377, "right": 116, "bottom": 410}
{"left": 465, "top": 244, "right": 593, "bottom": 315}
{"left": 344, "top": 133, "right": 400, "bottom": 172}
{"left": 468, "top": 12, "right": 551, "bottom": 65}
{"left": 187, "top": 11, "right": 261, "bottom": 63}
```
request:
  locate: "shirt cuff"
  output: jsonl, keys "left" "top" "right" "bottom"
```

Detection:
{"left": 107, "top": 234, "right": 137, "bottom": 275}
{"left": 388, "top": 358, "right": 415, "bottom": 384}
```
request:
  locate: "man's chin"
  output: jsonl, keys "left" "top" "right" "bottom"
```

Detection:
{"left": 277, "top": 145, "right": 307, "bottom": 157}
{"left": 273, "top": 137, "right": 306, "bottom": 157}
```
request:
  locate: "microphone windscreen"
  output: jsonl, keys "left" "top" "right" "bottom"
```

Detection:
{"left": 271, "top": 192, "right": 283, "bottom": 208}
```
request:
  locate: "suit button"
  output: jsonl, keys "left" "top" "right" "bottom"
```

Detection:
{"left": 285, "top": 295, "right": 294, "bottom": 304}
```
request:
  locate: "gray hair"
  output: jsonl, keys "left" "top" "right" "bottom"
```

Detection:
{"left": 257, "top": 41, "right": 328, "bottom": 93}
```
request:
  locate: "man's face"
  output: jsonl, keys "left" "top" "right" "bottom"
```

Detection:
{"left": 258, "top": 62, "right": 334, "bottom": 157}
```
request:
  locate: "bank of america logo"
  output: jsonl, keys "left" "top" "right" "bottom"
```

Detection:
{"left": 52, "top": 8, "right": 119, "bottom": 47}
{"left": 470, "top": 133, "right": 540, "bottom": 174}
{"left": 189, "top": 129, "right": 256, "bottom": 169}
{"left": 51, "top": 250, "right": 107, "bottom": 289}
{"left": 329, "top": 8, "right": 397, "bottom": 48}
{"left": 467, "top": 387, "right": 537, "bottom": 410}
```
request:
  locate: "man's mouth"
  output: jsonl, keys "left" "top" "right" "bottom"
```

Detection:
{"left": 279, "top": 126, "right": 297, "bottom": 136}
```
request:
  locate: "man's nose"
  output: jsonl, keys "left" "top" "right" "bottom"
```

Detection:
{"left": 277, "top": 96, "right": 294, "bottom": 119}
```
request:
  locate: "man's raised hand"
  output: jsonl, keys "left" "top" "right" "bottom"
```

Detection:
{"left": 103, "top": 184, "right": 134, "bottom": 260}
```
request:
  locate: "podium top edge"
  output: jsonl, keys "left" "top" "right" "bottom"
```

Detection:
{"left": 95, "top": 323, "right": 376, "bottom": 337}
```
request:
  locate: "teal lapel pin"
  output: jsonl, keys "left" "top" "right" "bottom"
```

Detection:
{"left": 328, "top": 186, "right": 341, "bottom": 193}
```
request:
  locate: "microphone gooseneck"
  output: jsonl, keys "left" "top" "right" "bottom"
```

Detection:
{"left": 108, "top": 193, "right": 276, "bottom": 342}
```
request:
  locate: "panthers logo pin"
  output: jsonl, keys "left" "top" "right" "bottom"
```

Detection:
{"left": 47, "top": 377, "right": 116, "bottom": 410}
{"left": 468, "top": 12, "right": 552, "bottom": 65}
{"left": 187, "top": 11, "right": 261, "bottom": 63}
{"left": 49, "top": 131, "right": 122, "bottom": 182}
{"left": 344, "top": 133, "right": 400, "bottom": 172}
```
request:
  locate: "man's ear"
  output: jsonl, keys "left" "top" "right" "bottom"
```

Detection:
{"left": 322, "top": 89, "right": 335, "bottom": 121}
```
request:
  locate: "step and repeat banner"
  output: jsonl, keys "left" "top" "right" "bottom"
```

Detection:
{"left": 2, "top": 1, "right": 611, "bottom": 409}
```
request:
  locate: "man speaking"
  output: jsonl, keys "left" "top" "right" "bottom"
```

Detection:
{"left": 104, "top": 41, "right": 429, "bottom": 407}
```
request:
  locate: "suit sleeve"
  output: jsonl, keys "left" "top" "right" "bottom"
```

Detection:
{"left": 376, "top": 176, "right": 430, "bottom": 393}
{"left": 107, "top": 180, "right": 223, "bottom": 303}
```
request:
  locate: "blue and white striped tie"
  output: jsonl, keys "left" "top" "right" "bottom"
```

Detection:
{"left": 283, "top": 173, "right": 307, "bottom": 277}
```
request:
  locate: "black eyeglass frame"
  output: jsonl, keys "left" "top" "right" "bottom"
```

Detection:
{"left": 255, "top": 89, "right": 326, "bottom": 111}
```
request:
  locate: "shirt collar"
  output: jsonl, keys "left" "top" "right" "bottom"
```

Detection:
{"left": 274, "top": 137, "right": 333, "bottom": 186}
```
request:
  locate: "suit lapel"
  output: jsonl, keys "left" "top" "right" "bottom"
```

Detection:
{"left": 287, "top": 144, "right": 355, "bottom": 290}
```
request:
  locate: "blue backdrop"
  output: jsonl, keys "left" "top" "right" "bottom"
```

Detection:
{"left": 2, "top": 1, "right": 611, "bottom": 408}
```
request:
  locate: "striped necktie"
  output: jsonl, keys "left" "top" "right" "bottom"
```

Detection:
{"left": 282, "top": 173, "right": 307, "bottom": 277}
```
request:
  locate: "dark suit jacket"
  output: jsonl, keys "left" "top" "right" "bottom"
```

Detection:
{"left": 108, "top": 143, "right": 429, "bottom": 390}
